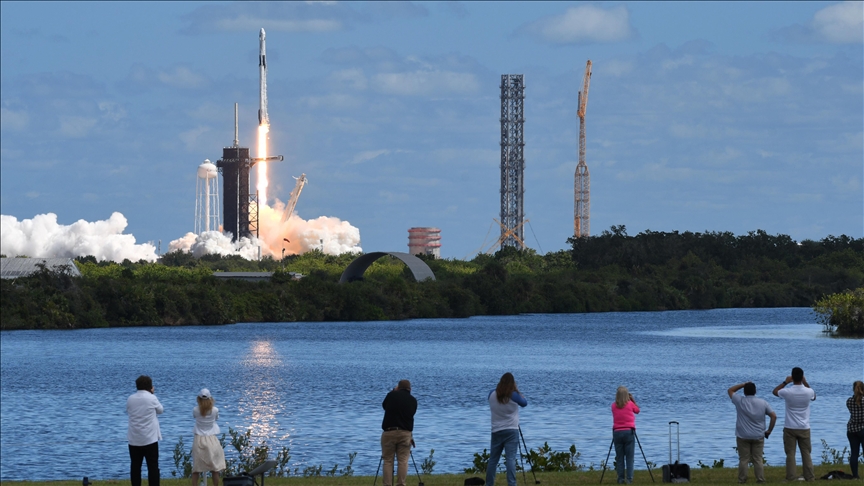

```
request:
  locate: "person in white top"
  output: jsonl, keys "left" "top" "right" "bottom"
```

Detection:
{"left": 127, "top": 375, "right": 164, "bottom": 486}
{"left": 191, "top": 388, "right": 226, "bottom": 486}
{"left": 773, "top": 367, "right": 816, "bottom": 482}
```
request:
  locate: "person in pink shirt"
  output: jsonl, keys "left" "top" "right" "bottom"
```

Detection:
{"left": 611, "top": 386, "right": 640, "bottom": 484}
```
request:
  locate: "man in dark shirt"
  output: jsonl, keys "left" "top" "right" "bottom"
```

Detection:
{"left": 381, "top": 379, "right": 418, "bottom": 486}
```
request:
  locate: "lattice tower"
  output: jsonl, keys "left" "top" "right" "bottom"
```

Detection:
{"left": 574, "top": 61, "right": 592, "bottom": 238}
{"left": 500, "top": 74, "right": 526, "bottom": 249}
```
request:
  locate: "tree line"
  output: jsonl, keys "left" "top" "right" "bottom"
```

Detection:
{"left": 1, "top": 227, "right": 861, "bottom": 333}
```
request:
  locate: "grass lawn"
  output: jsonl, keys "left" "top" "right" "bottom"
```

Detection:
{"left": 3, "top": 464, "right": 855, "bottom": 486}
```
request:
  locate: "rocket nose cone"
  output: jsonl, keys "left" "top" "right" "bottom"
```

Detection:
{"left": 260, "top": 28, "right": 265, "bottom": 39}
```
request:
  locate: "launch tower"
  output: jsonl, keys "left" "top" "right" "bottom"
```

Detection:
{"left": 499, "top": 74, "right": 526, "bottom": 249}
{"left": 216, "top": 103, "right": 282, "bottom": 242}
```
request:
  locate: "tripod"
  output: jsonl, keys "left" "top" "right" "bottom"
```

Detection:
{"left": 599, "top": 430, "right": 654, "bottom": 483}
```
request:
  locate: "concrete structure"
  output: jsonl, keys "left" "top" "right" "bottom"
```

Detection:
{"left": 1, "top": 258, "right": 82, "bottom": 279}
{"left": 195, "top": 159, "right": 220, "bottom": 234}
{"left": 408, "top": 227, "right": 441, "bottom": 258}
{"left": 340, "top": 252, "right": 436, "bottom": 283}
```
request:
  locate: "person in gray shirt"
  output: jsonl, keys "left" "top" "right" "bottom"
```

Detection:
{"left": 729, "top": 382, "right": 777, "bottom": 484}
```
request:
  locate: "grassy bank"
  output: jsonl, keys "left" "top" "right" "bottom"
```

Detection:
{"left": 4, "top": 465, "right": 855, "bottom": 486}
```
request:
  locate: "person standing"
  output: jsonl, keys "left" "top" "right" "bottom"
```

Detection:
{"left": 127, "top": 375, "right": 164, "bottom": 486}
{"left": 381, "top": 380, "right": 418, "bottom": 486}
{"left": 728, "top": 382, "right": 777, "bottom": 483}
{"left": 773, "top": 367, "right": 816, "bottom": 482}
{"left": 611, "top": 386, "right": 640, "bottom": 484}
{"left": 191, "top": 389, "right": 226, "bottom": 486}
{"left": 486, "top": 372, "right": 528, "bottom": 486}
{"left": 847, "top": 381, "right": 864, "bottom": 479}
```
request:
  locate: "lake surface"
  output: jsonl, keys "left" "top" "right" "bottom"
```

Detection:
{"left": 1, "top": 308, "right": 861, "bottom": 481}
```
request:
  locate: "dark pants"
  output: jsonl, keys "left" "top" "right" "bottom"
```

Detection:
{"left": 849, "top": 429, "right": 864, "bottom": 479}
{"left": 129, "top": 442, "right": 160, "bottom": 486}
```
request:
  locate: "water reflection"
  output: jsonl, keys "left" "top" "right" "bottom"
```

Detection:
{"left": 237, "top": 340, "right": 292, "bottom": 443}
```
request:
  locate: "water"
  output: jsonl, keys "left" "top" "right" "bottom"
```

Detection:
{"left": 1, "top": 308, "right": 861, "bottom": 480}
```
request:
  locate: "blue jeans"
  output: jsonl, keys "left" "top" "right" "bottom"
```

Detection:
{"left": 849, "top": 429, "right": 864, "bottom": 478}
{"left": 487, "top": 429, "right": 519, "bottom": 486}
{"left": 613, "top": 429, "right": 635, "bottom": 484}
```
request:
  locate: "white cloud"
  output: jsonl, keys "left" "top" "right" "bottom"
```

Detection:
{"left": 179, "top": 126, "right": 211, "bottom": 151}
{"left": 1, "top": 107, "right": 30, "bottom": 131}
{"left": 350, "top": 149, "right": 391, "bottom": 164}
{"left": 158, "top": 66, "right": 207, "bottom": 89}
{"left": 328, "top": 69, "right": 368, "bottom": 90}
{"left": 58, "top": 116, "right": 97, "bottom": 138}
{"left": 374, "top": 70, "right": 479, "bottom": 96}
{"left": 813, "top": 1, "right": 864, "bottom": 44}
{"left": 217, "top": 15, "right": 342, "bottom": 32}
{"left": 518, "top": 5, "right": 634, "bottom": 44}
{"left": 774, "top": 1, "right": 863, "bottom": 44}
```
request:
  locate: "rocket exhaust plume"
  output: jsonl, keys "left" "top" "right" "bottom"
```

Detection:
{"left": 257, "top": 28, "right": 270, "bottom": 205}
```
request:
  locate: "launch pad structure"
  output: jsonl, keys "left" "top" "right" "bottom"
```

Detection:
{"left": 499, "top": 74, "right": 526, "bottom": 250}
{"left": 217, "top": 103, "right": 282, "bottom": 242}
{"left": 574, "top": 61, "right": 592, "bottom": 238}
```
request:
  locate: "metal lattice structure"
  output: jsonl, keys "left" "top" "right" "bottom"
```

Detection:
{"left": 500, "top": 74, "right": 526, "bottom": 249}
{"left": 574, "top": 61, "right": 592, "bottom": 238}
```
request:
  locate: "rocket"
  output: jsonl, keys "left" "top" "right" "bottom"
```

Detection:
{"left": 258, "top": 28, "right": 269, "bottom": 126}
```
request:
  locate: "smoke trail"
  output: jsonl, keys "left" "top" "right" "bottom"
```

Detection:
{"left": 0, "top": 212, "right": 158, "bottom": 262}
{"left": 167, "top": 201, "right": 362, "bottom": 260}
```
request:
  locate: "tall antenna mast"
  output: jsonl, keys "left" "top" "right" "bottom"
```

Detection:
{"left": 233, "top": 102, "right": 239, "bottom": 148}
{"left": 574, "top": 60, "right": 592, "bottom": 238}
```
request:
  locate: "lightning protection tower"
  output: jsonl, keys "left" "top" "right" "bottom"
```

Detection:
{"left": 195, "top": 159, "right": 220, "bottom": 234}
{"left": 574, "top": 60, "right": 592, "bottom": 238}
{"left": 500, "top": 74, "right": 526, "bottom": 249}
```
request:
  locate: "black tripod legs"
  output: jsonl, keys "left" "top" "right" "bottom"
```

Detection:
{"left": 410, "top": 450, "right": 424, "bottom": 486}
{"left": 373, "top": 456, "right": 382, "bottom": 486}
{"left": 599, "top": 439, "right": 614, "bottom": 484}
{"left": 633, "top": 432, "right": 655, "bottom": 483}
{"left": 517, "top": 426, "right": 540, "bottom": 484}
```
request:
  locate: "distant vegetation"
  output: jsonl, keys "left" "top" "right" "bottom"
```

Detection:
{"left": 1, "top": 227, "right": 862, "bottom": 331}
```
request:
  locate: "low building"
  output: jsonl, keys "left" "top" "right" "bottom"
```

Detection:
{"left": 0, "top": 258, "right": 82, "bottom": 279}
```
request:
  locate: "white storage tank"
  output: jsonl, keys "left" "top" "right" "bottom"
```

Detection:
{"left": 408, "top": 227, "right": 441, "bottom": 258}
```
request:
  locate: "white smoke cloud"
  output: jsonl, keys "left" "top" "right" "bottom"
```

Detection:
{"left": 0, "top": 212, "right": 158, "bottom": 262}
{"left": 168, "top": 202, "right": 362, "bottom": 260}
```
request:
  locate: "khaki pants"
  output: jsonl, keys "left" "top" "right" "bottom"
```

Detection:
{"left": 783, "top": 427, "right": 814, "bottom": 481}
{"left": 736, "top": 437, "right": 765, "bottom": 483}
{"left": 381, "top": 430, "right": 412, "bottom": 486}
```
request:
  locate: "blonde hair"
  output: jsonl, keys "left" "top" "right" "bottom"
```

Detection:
{"left": 615, "top": 386, "right": 629, "bottom": 408}
{"left": 854, "top": 381, "right": 864, "bottom": 406}
{"left": 197, "top": 396, "right": 214, "bottom": 416}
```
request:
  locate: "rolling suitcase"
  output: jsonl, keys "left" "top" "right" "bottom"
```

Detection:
{"left": 661, "top": 421, "right": 690, "bottom": 483}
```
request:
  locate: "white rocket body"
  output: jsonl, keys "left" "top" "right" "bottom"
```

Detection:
{"left": 258, "top": 28, "right": 269, "bottom": 126}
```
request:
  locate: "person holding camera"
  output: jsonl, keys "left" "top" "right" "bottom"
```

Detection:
{"left": 773, "top": 367, "right": 816, "bottom": 482}
{"left": 728, "top": 381, "right": 776, "bottom": 483}
{"left": 611, "top": 386, "right": 640, "bottom": 484}
{"left": 486, "top": 372, "right": 528, "bottom": 486}
{"left": 191, "top": 388, "right": 225, "bottom": 486}
{"left": 381, "top": 380, "right": 417, "bottom": 486}
{"left": 127, "top": 375, "right": 164, "bottom": 486}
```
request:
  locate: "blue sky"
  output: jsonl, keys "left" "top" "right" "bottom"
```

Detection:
{"left": 1, "top": 1, "right": 862, "bottom": 259}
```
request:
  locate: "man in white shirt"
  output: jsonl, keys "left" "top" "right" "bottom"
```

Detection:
{"left": 127, "top": 375, "right": 164, "bottom": 486}
{"left": 773, "top": 367, "right": 816, "bottom": 482}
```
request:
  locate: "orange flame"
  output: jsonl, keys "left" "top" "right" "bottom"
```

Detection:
{"left": 256, "top": 123, "right": 269, "bottom": 204}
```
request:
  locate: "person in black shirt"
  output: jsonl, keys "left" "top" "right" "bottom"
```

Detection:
{"left": 381, "top": 380, "right": 418, "bottom": 486}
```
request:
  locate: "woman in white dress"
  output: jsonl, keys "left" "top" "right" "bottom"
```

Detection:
{"left": 191, "top": 388, "right": 226, "bottom": 486}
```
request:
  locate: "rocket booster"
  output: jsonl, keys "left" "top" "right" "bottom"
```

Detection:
{"left": 258, "top": 28, "right": 269, "bottom": 126}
